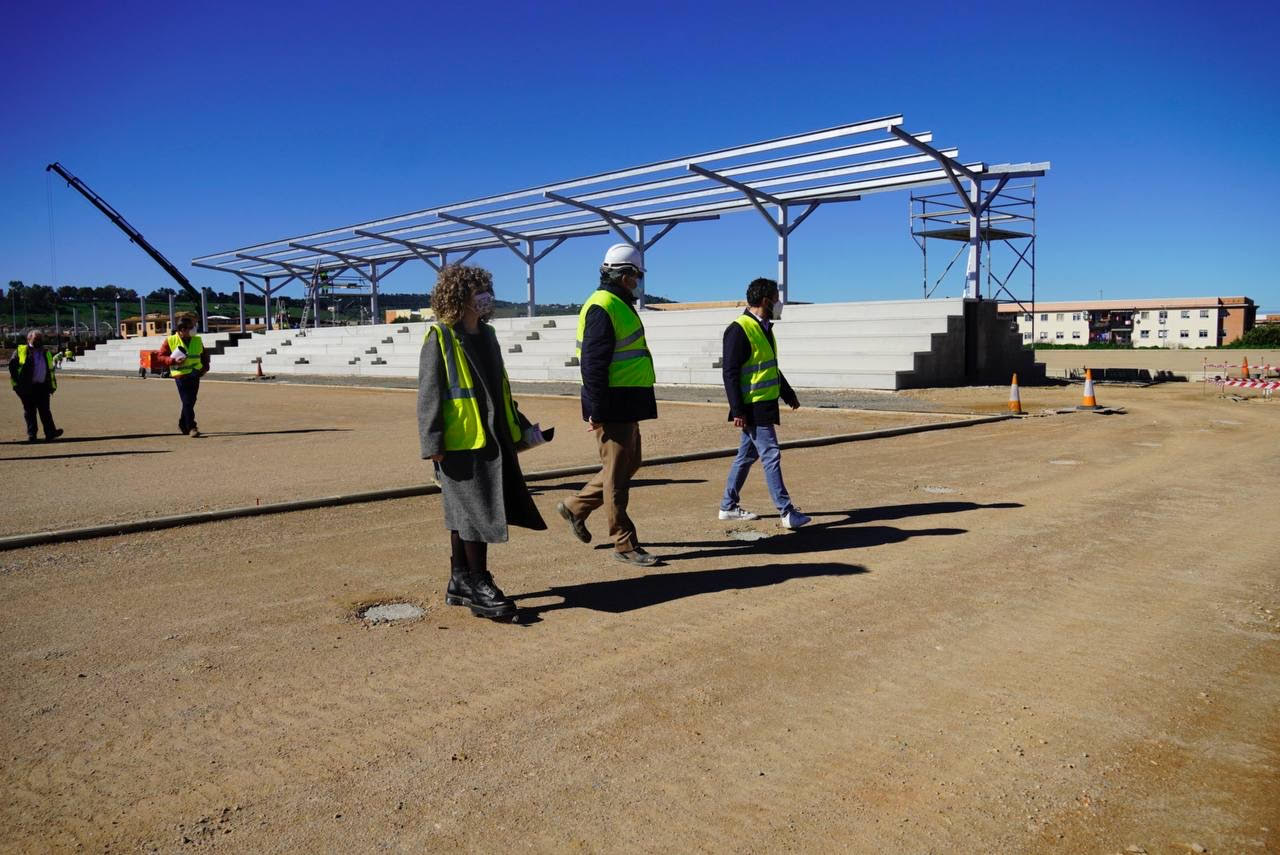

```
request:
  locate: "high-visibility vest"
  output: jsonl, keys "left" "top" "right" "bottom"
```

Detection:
{"left": 166, "top": 334, "right": 204, "bottom": 377}
{"left": 12, "top": 345, "right": 56, "bottom": 391}
{"left": 429, "top": 323, "right": 521, "bottom": 451}
{"left": 733, "top": 315, "right": 780, "bottom": 403}
{"left": 574, "top": 289, "right": 655, "bottom": 387}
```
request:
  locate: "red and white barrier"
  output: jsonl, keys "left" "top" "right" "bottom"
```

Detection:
{"left": 1209, "top": 378, "right": 1279, "bottom": 398}
{"left": 1221, "top": 379, "right": 1280, "bottom": 389}
{"left": 1204, "top": 362, "right": 1278, "bottom": 374}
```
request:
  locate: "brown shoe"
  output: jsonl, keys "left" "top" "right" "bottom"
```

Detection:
{"left": 556, "top": 501, "right": 591, "bottom": 544}
{"left": 614, "top": 548, "right": 659, "bottom": 567}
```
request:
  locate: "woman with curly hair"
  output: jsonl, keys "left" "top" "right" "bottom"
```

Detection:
{"left": 418, "top": 264, "right": 546, "bottom": 620}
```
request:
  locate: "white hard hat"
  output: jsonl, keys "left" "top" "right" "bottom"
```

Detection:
{"left": 602, "top": 243, "right": 645, "bottom": 273}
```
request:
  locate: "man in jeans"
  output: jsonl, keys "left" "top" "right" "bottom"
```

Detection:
{"left": 719, "top": 278, "right": 810, "bottom": 529}
{"left": 555, "top": 243, "right": 661, "bottom": 567}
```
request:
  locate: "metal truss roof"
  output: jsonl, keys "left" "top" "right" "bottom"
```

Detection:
{"left": 192, "top": 114, "right": 1049, "bottom": 282}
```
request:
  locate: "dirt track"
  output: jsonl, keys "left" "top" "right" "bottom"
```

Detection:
{"left": 1, "top": 380, "right": 1277, "bottom": 853}
{"left": 1, "top": 376, "right": 953, "bottom": 535}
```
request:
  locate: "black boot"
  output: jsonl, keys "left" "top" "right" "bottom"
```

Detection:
{"left": 465, "top": 570, "right": 517, "bottom": 620}
{"left": 445, "top": 565, "right": 474, "bottom": 607}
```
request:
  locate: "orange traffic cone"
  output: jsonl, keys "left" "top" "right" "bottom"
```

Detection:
{"left": 1242, "top": 356, "right": 1250, "bottom": 379}
{"left": 1008, "top": 373, "right": 1023, "bottom": 414}
{"left": 255, "top": 359, "right": 264, "bottom": 379}
{"left": 1077, "top": 368, "right": 1101, "bottom": 410}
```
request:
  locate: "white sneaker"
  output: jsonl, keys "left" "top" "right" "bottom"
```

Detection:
{"left": 718, "top": 506, "right": 759, "bottom": 521}
{"left": 781, "top": 508, "right": 811, "bottom": 529}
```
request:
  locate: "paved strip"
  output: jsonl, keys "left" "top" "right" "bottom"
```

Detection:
{"left": 0, "top": 414, "right": 1009, "bottom": 551}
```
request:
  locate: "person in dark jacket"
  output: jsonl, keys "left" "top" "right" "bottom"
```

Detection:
{"left": 554, "top": 243, "right": 661, "bottom": 567}
{"left": 419, "top": 264, "right": 547, "bottom": 620}
{"left": 719, "top": 278, "right": 810, "bottom": 529}
{"left": 9, "top": 330, "right": 64, "bottom": 443}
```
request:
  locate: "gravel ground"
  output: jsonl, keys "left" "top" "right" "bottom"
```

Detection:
{"left": 1, "top": 381, "right": 1276, "bottom": 853}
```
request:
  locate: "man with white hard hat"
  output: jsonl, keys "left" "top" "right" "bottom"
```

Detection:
{"left": 555, "top": 243, "right": 661, "bottom": 567}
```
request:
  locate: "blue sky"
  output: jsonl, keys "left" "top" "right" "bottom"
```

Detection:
{"left": 3, "top": 0, "right": 1277, "bottom": 312}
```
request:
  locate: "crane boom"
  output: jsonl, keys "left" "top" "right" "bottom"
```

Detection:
{"left": 45, "top": 161, "right": 204, "bottom": 306}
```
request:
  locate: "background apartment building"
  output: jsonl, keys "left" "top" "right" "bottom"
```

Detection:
{"left": 998, "top": 296, "right": 1255, "bottom": 348}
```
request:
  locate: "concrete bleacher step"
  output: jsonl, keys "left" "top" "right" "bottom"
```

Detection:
{"left": 97, "top": 298, "right": 1025, "bottom": 390}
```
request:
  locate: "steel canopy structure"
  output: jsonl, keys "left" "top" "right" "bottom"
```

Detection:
{"left": 193, "top": 115, "right": 1049, "bottom": 324}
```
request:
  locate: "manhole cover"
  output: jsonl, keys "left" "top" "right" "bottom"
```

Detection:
{"left": 921, "top": 485, "right": 957, "bottom": 494}
{"left": 360, "top": 603, "right": 424, "bottom": 624}
{"left": 729, "top": 531, "right": 769, "bottom": 541}
{"left": 1048, "top": 459, "right": 1082, "bottom": 465}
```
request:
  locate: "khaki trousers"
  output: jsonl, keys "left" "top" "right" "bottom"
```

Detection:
{"left": 564, "top": 421, "right": 642, "bottom": 552}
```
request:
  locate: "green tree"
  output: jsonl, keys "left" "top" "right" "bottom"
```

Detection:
{"left": 1226, "top": 324, "right": 1280, "bottom": 348}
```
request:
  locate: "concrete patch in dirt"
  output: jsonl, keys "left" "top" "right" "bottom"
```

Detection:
{"left": 359, "top": 602, "right": 424, "bottom": 624}
{"left": 921, "top": 485, "right": 958, "bottom": 494}
{"left": 728, "top": 531, "right": 769, "bottom": 542}
{"left": 1048, "top": 459, "right": 1082, "bottom": 465}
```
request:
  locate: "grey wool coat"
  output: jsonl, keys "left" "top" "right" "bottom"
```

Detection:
{"left": 418, "top": 323, "right": 546, "bottom": 543}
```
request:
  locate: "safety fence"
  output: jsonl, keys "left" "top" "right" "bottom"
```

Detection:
{"left": 1208, "top": 377, "right": 1279, "bottom": 398}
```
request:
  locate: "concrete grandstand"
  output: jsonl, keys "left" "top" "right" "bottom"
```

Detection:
{"left": 70, "top": 296, "right": 1036, "bottom": 390}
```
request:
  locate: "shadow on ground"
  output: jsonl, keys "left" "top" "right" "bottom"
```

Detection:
{"left": 193, "top": 428, "right": 352, "bottom": 438}
{"left": 530, "top": 477, "right": 706, "bottom": 495}
{"left": 0, "top": 449, "right": 172, "bottom": 462}
{"left": 631, "top": 501, "right": 1021, "bottom": 562}
{"left": 1, "top": 428, "right": 349, "bottom": 444}
{"left": 513, "top": 560, "right": 866, "bottom": 621}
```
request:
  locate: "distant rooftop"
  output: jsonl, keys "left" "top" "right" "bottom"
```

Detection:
{"left": 998, "top": 296, "right": 1254, "bottom": 312}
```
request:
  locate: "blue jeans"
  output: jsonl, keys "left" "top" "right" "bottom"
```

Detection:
{"left": 721, "top": 424, "right": 793, "bottom": 515}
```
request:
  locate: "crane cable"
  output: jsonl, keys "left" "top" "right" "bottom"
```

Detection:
{"left": 45, "top": 169, "right": 58, "bottom": 292}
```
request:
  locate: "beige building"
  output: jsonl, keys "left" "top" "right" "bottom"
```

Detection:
{"left": 385, "top": 307, "right": 435, "bottom": 324}
{"left": 998, "top": 296, "right": 1256, "bottom": 349}
{"left": 119, "top": 313, "right": 176, "bottom": 337}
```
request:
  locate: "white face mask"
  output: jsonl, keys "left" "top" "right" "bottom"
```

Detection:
{"left": 471, "top": 292, "right": 495, "bottom": 315}
{"left": 769, "top": 297, "right": 784, "bottom": 320}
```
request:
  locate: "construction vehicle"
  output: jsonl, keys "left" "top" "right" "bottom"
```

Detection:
{"left": 45, "top": 162, "right": 204, "bottom": 308}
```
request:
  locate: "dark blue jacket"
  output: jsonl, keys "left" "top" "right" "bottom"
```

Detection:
{"left": 722, "top": 310, "right": 798, "bottom": 426}
{"left": 579, "top": 282, "right": 658, "bottom": 424}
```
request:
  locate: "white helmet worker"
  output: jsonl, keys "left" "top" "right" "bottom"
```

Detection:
{"left": 601, "top": 243, "right": 645, "bottom": 274}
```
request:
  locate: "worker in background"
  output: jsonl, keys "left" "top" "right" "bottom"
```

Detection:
{"left": 718, "top": 278, "right": 809, "bottom": 529}
{"left": 555, "top": 244, "right": 661, "bottom": 567}
{"left": 157, "top": 315, "right": 209, "bottom": 437}
{"left": 9, "top": 330, "right": 64, "bottom": 443}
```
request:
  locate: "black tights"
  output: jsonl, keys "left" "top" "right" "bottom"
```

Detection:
{"left": 450, "top": 531, "right": 488, "bottom": 576}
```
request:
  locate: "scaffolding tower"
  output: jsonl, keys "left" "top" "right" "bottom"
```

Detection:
{"left": 911, "top": 180, "right": 1038, "bottom": 339}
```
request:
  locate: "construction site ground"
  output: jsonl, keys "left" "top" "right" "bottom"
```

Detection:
{"left": 1, "top": 376, "right": 1276, "bottom": 853}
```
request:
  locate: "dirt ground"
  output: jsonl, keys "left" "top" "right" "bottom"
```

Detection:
{"left": 1, "top": 379, "right": 1277, "bottom": 853}
{"left": 0, "top": 376, "right": 955, "bottom": 535}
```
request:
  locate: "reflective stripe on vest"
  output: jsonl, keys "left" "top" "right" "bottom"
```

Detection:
{"left": 574, "top": 290, "right": 656, "bottom": 388}
{"left": 166, "top": 334, "right": 204, "bottom": 377}
{"left": 733, "top": 315, "right": 781, "bottom": 403}
{"left": 12, "top": 345, "right": 57, "bottom": 391}
{"left": 429, "top": 323, "right": 521, "bottom": 452}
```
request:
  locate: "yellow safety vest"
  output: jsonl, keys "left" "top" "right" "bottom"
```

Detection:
{"left": 166, "top": 334, "right": 204, "bottom": 377}
{"left": 733, "top": 315, "right": 780, "bottom": 403}
{"left": 574, "top": 290, "right": 655, "bottom": 387}
{"left": 429, "top": 323, "right": 521, "bottom": 451}
{"left": 12, "top": 345, "right": 57, "bottom": 391}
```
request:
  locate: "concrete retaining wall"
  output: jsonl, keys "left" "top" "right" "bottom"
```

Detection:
{"left": 1035, "top": 348, "right": 1280, "bottom": 380}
